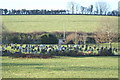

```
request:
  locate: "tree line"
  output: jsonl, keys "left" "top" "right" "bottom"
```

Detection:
{"left": 0, "top": 9, "right": 67, "bottom": 15}
{"left": 0, "top": 8, "right": 119, "bottom": 16}
{"left": 67, "top": 1, "right": 119, "bottom": 16}
{"left": 0, "top": 1, "right": 119, "bottom": 16}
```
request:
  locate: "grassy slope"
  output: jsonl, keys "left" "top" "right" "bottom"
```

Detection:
{"left": 2, "top": 56, "right": 118, "bottom": 78}
{"left": 2, "top": 15, "right": 118, "bottom": 33}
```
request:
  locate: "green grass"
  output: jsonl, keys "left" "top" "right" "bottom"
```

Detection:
{"left": 2, "top": 56, "right": 118, "bottom": 78}
{"left": 2, "top": 15, "right": 118, "bottom": 33}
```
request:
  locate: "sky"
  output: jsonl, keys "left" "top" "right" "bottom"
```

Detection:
{"left": 0, "top": 0, "right": 119, "bottom": 11}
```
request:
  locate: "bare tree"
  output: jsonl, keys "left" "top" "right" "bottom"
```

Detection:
{"left": 86, "top": 7, "right": 92, "bottom": 14}
{"left": 95, "top": 1, "right": 109, "bottom": 15}
{"left": 67, "top": 1, "right": 76, "bottom": 14}
{"left": 118, "top": 1, "right": 120, "bottom": 16}
{"left": 84, "top": 7, "right": 88, "bottom": 14}
{"left": 0, "top": 9, "right": 3, "bottom": 15}
{"left": 65, "top": 33, "right": 79, "bottom": 44}
{"left": 80, "top": 6, "right": 85, "bottom": 14}
{"left": 75, "top": 3, "right": 80, "bottom": 14}
{"left": 96, "top": 17, "right": 118, "bottom": 47}
{"left": 83, "top": 33, "right": 87, "bottom": 45}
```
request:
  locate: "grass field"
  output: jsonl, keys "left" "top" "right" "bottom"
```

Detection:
{"left": 2, "top": 15, "right": 118, "bottom": 33}
{"left": 2, "top": 56, "right": 118, "bottom": 78}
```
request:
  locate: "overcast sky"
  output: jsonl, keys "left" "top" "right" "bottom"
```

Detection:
{"left": 0, "top": 0, "right": 119, "bottom": 11}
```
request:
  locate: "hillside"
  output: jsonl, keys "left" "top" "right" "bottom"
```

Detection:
{"left": 2, "top": 15, "right": 118, "bottom": 33}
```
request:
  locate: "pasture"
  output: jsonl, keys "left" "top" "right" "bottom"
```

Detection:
{"left": 2, "top": 15, "right": 118, "bottom": 33}
{"left": 2, "top": 56, "right": 118, "bottom": 78}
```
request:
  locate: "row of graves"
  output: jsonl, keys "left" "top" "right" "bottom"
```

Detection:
{"left": 1, "top": 44, "right": 118, "bottom": 58}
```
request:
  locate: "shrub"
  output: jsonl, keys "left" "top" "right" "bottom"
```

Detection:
{"left": 40, "top": 33, "right": 58, "bottom": 44}
{"left": 98, "top": 47, "right": 114, "bottom": 56}
{"left": 86, "top": 37, "right": 96, "bottom": 44}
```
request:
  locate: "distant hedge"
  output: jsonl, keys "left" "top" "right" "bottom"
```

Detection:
{"left": 2, "top": 32, "right": 119, "bottom": 44}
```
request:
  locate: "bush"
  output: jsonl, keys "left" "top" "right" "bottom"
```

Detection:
{"left": 2, "top": 50, "right": 13, "bottom": 56}
{"left": 98, "top": 47, "right": 114, "bottom": 56}
{"left": 66, "top": 40, "right": 74, "bottom": 44}
{"left": 86, "top": 37, "right": 96, "bottom": 44}
{"left": 40, "top": 33, "right": 58, "bottom": 44}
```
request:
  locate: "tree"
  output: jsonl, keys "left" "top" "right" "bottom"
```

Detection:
{"left": 86, "top": 7, "right": 90, "bottom": 14}
{"left": 11, "top": 9, "right": 16, "bottom": 14}
{"left": 82, "top": 33, "right": 88, "bottom": 45}
{"left": 21, "top": 9, "right": 26, "bottom": 14}
{"left": 118, "top": 1, "right": 120, "bottom": 16}
{"left": 3, "top": 9, "right": 8, "bottom": 15}
{"left": 67, "top": 1, "right": 76, "bottom": 14}
{"left": 0, "top": 9, "right": 3, "bottom": 15}
{"left": 96, "top": 17, "right": 118, "bottom": 47}
{"left": 90, "top": 5, "right": 93, "bottom": 14}
{"left": 80, "top": 6, "right": 85, "bottom": 14}
{"left": 75, "top": 3, "right": 80, "bottom": 14}
{"left": 95, "top": 1, "right": 109, "bottom": 15}
{"left": 65, "top": 33, "right": 80, "bottom": 44}
{"left": 112, "top": 10, "right": 118, "bottom": 16}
